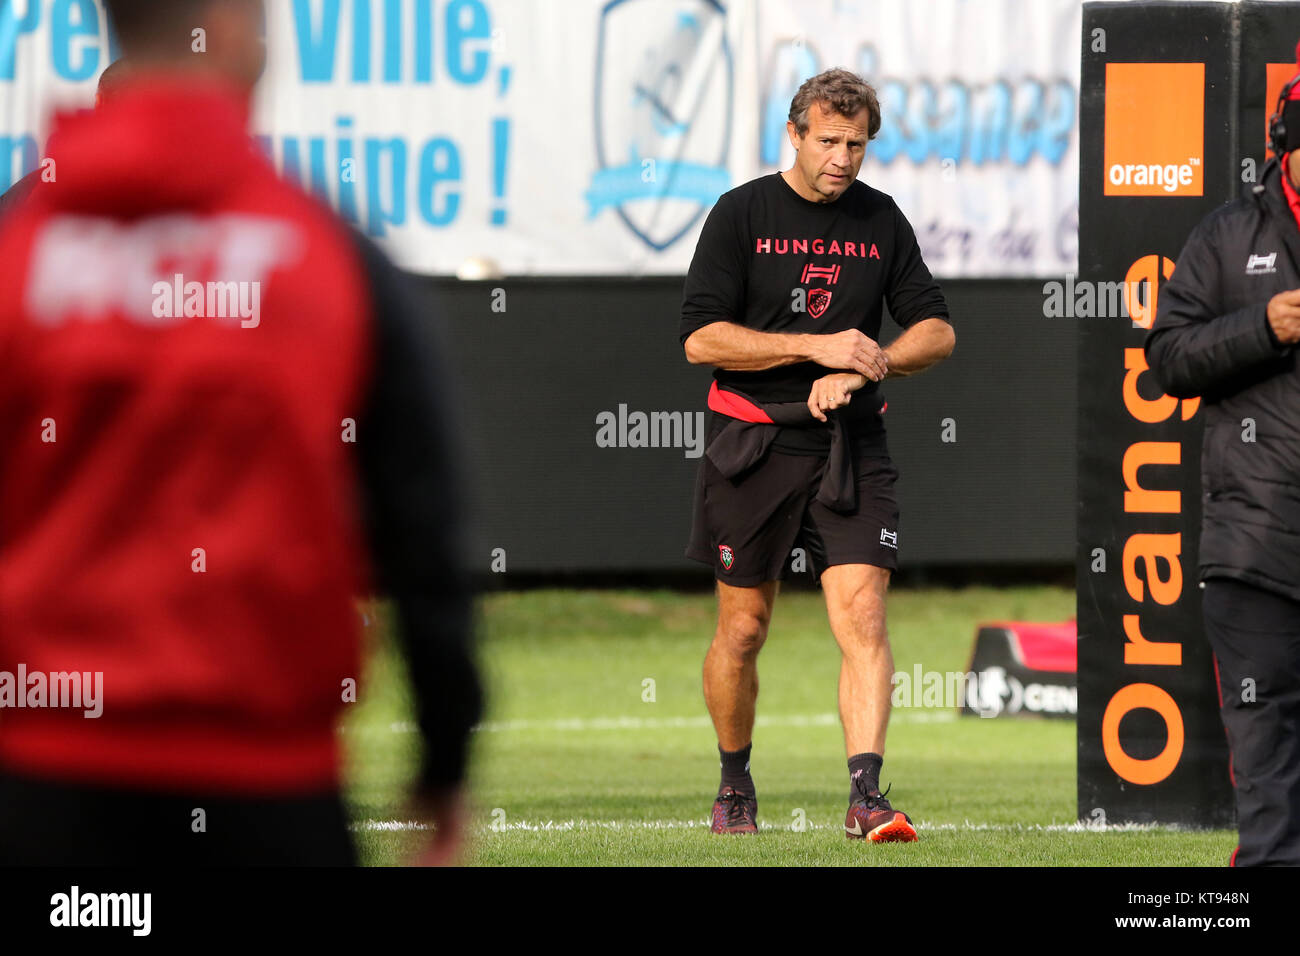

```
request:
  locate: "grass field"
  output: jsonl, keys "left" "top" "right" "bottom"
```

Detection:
{"left": 341, "top": 585, "right": 1237, "bottom": 866}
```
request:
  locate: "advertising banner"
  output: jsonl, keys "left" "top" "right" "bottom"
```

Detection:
{"left": 0, "top": 0, "right": 1080, "bottom": 276}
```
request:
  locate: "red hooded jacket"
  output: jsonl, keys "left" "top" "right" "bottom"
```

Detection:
{"left": 0, "top": 79, "right": 479, "bottom": 795}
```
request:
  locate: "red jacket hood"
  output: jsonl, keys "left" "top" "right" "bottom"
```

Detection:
{"left": 43, "top": 77, "right": 257, "bottom": 217}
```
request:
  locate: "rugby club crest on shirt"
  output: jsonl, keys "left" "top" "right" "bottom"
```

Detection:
{"left": 719, "top": 544, "right": 735, "bottom": 571}
{"left": 807, "top": 288, "right": 833, "bottom": 318}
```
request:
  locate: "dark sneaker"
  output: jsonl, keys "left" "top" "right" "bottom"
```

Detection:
{"left": 710, "top": 786, "right": 758, "bottom": 834}
{"left": 845, "top": 784, "right": 917, "bottom": 842}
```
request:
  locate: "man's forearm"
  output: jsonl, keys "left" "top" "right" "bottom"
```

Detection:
{"left": 684, "top": 321, "right": 819, "bottom": 371}
{"left": 882, "top": 317, "right": 955, "bottom": 378}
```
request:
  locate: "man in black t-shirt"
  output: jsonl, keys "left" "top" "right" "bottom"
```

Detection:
{"left": 680, "top": 68, "right": 954, "bottom": 842}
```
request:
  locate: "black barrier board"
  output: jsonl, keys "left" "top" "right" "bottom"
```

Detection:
{"left": 1078, "top": 1, "right": 1237, "bottom": 827}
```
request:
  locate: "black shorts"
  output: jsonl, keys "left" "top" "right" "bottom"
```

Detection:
{"left": 686, "top": 449, "right": 900, "bottom": 587}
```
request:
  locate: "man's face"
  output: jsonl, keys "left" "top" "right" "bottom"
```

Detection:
{"left": 786, "top": 101, "right": 871, "bottom": 202}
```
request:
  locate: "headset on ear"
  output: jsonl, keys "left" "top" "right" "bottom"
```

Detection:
{"left": 1270, "top": 73, "right": 1300, "bottom": 156}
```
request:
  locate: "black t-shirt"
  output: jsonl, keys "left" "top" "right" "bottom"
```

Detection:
{"left": 679, "top": 172, "right": 949, "bottom": 455}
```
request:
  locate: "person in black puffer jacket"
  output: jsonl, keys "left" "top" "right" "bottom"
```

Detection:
{"left": 1145, "top": 53, "right": 1300, "bottom": 867}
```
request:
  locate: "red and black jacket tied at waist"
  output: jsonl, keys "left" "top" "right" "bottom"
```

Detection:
{"left": 705, "top": 381, "right": 885, "bottom": 514}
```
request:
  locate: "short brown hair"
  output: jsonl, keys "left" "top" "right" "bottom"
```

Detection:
{"left": 103, "top": 0, "right": 261, "bottom": 53}
{"left": 102, "top": 0, "right": 206, "bottom": 50}
{"left": 788, "top": 68, "right": 881, "bottom": 140}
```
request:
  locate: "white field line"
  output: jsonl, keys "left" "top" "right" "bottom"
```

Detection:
{"left": 351, "top": 818, "right": 1174, "bottom": 834}
{"left": 349, "top": 713, "right": 1145, "bottom": 838}
{"left": 349, "top": 710, "right": 959, "bottom": 736}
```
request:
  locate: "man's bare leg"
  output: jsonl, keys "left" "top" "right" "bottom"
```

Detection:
{"left": 703, "top": 579, "right": 779, "bottom": 750}
{"left": 821, "top": 563, "right": 916, "bottom": 841}
{"left": 821, "top": 564, "right": 892, "bottom": 757}
{"left": 703, "top": 579, "right": 778, "bottom": 833}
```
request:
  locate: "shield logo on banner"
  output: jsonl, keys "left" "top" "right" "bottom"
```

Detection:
{"left": 589, "top": 0, "right": 734, "bottom": 251}
{"left": 807, "top": 288, "right": 833, "bottom": 318}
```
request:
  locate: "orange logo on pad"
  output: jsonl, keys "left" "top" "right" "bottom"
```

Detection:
{"left": 1104, "top": 63, "right": 1204, "bottom": 196}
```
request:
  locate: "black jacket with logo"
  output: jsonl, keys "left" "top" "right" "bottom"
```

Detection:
{"left": 1145, "top": 159, "right": 1300, "bottom": 602}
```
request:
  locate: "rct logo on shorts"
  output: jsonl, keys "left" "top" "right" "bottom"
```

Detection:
{"left": 719, "top": 544, "right": 735, "bottom": 571}
{"left": 879, "top": 529, "right": 898, "bottom": 550}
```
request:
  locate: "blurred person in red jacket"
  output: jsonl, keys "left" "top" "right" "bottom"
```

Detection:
{"left": 0, "top": 0, "right": 481, "bottom": 865}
